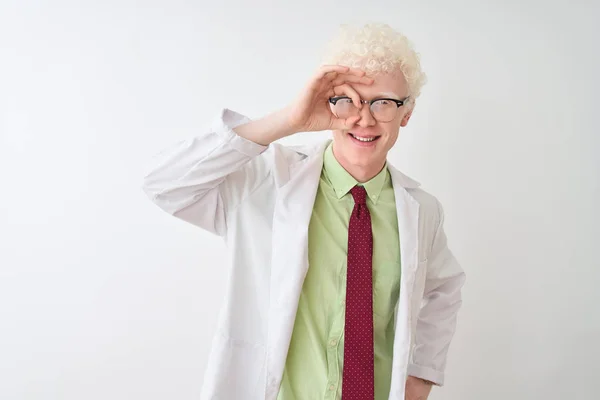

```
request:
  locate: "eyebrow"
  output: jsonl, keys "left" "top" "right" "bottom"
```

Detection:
{"left": 373, "top": 92, "right": 402, "bottom": 99}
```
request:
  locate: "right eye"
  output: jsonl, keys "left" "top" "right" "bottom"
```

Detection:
{"left": 335, "top": 97, "right": 352, "bottom": 104}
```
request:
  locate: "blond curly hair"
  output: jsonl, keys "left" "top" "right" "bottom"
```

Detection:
{"left": 322, "top": 23, "right": 428, "bottom": 102}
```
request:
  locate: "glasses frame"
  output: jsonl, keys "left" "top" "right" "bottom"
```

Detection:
{"left": 328, "top": 95, "right": 411, "bottom": 122}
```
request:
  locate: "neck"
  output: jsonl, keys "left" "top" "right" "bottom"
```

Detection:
{"left": 331, "top": 144, "right": 386, "bottom": 183}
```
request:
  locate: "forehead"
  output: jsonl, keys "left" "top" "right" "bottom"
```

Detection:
{"left": 354, "top": 71, "right": 409, "bottom": 99}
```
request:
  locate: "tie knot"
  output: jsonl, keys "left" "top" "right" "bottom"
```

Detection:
{"left": 350, "top": 185, "right": 367, "bottom": 205}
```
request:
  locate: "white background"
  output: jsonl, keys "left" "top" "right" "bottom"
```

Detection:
{"left": 1, "top": 1, "right": 599, "bottom": 399}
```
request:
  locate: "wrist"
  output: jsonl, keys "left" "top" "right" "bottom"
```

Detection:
{"left": 408, "top": 375, "right": 435, "bottom": 386}
{"left": 273, "top": 106, "right": 299, "bottom": 138}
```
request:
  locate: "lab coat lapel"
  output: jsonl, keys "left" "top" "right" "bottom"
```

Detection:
{"left": 387, "top": 164, "right": 421, "bottom": 399}
{"left": 264, "top": 141, "right": 328, "bottom": 399}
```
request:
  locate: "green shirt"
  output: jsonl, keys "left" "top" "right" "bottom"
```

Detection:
{"left": 277, "top": 143, "right": 401, "bottom": 400}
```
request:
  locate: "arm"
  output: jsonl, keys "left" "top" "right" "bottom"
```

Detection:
{"left": 142, "top": 66, "right": 372, "bottom": 235}
{"left": 142, "top": 108, "right": 288, "bottom": 236}
{"left": 408, "top": 199, "right": 466, "bottom": 386}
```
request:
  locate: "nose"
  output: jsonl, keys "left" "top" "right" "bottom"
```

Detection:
{"left": 356, "top": 103, "right": 377, "bottom": 128}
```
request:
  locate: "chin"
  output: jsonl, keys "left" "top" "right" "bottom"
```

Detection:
{"left": 344, "top": 145, "right": 381, "bottom": 167}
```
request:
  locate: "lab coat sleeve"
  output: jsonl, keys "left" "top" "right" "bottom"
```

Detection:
{"left": 407, "top": 199, "right": 466, "bottom": 386}
{"left": 142, "top": 108, "right": 269, "bottom": 236}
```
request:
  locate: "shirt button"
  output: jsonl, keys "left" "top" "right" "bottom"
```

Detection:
{"left": 330, "top": 339, "right": 337, "bottom": 346}
{"left": 341, "top": 300, "right": 346, "bottom": 306}
{"left": 329, "top": 384, "right": 336, "bottom": 391}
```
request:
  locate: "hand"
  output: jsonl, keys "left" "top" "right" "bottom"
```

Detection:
{"left": 405, "top": 375, "right": 433, "bottom": 400}
{"left": 285, "top": 65, "right": 373, "bottom": 133}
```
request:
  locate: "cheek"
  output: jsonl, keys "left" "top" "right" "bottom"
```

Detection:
{"left": 332, "top": 130, "right": 346, "bottom": 142}
{"left": 386, "top": 133, "right": 400, "bottom": 148}
{"left": 381, "top": 123, "right": 401, "bottom": 144}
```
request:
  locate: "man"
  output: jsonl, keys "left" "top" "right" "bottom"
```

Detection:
{"left": 143, "top": 23, "right": 465, "bottom": 400}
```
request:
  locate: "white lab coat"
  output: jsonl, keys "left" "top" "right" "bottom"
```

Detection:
{"left": 142, "top": 109, "right": 466, "bottom": 400}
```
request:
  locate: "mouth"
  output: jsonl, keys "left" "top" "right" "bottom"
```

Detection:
{"left": 348, "top": 132, "right": 381, "bottom": 146}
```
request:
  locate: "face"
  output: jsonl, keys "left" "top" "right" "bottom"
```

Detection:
{"left": 331, "top": 71, "right": 413, "bottom": 173}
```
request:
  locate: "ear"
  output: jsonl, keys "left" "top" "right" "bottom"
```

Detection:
{"left": 400, "top": 108, "right": 413, "bottom": 127}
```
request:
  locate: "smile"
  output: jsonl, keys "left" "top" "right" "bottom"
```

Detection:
{"left": 348, "top": 132, "right": 381, "bottom": 143}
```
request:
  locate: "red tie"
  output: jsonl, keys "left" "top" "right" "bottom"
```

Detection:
{"left": 342, "top": 185, "right": 374, "bottom": 400}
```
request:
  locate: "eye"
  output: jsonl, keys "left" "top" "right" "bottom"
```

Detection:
{"left": 371, "top": 99, "right": 397, "bottom": 110}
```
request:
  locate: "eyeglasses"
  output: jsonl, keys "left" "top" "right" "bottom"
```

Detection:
{"left": 328, "top": 96, "right": 410, "bottom": 123}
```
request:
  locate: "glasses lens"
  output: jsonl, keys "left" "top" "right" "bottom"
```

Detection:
{"left": 331, "top": 97, "right": 401, "bottom": 122}
{"left": 370, "top": 99, "right": 398, "bottom": 122}
{"left": 331, "top": 97, "right": 358, "bottom": 119}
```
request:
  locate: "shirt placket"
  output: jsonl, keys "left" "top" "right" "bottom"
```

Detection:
{"left": 324, "top": 259, "right": 347, "bottom": 400}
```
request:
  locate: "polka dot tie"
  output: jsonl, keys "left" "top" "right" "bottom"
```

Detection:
{"left": 342, "top": 185, "right": 374, "bottom": 400}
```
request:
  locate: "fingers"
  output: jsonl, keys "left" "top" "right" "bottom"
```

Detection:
{"left": 331, "top": 74, "right": 373, "bottom": 87}
{"left": 329, "top": 66, "right": 366, "bottom": 77}
{"left": 315, "top": 65, "right": 350, "bottom": 80}
{"left": 344, "top": 66, "right": 368, "bottom": 77}
{"left": 317, "top": 65, "right": 367, "bottom": 81}
{"left": 333, "top": 83, "right": 362, "bottom": 108}
{"left": 331, "top": 115, "right": 361, "bottom": 130}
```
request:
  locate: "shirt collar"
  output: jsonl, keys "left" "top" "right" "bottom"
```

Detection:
{"left": 322, "top": 142, "right": 389, "bottom": 204}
